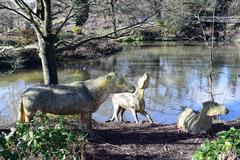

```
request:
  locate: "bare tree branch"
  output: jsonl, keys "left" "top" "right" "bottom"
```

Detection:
{"left": 54, "top": 5, "right": 75, "bottom": 36}
{"left": 0, "top": 2, "right": 31, "bottom": 21}
{"left": 54, "top": 1, "right": 95, "bottom": 36}
{"left": 56, "top": 15, "right": 154, "bottom": 52}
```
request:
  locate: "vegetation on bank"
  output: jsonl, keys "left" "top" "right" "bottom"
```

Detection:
{"left": 193, "top": 127, "right": 240, "bottom": 160}
{"left": 0, "top": 112, "right": 87, "bottom": 159}
{"left": 0, "top": 38, "right": 122, "bottom": 71}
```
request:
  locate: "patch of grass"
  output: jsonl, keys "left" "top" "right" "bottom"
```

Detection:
{"left": 118, "top": 35, "right": 147, "bottom": 43}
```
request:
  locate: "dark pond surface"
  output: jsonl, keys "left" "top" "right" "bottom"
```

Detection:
{"left": 0, "top": 42, "right": 240, "bottom": 124}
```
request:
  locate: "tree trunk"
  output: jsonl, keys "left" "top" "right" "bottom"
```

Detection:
{"left": 36, "top": 0, "right": 58, "bottom": 85}
{"left": 112, "top": 16, "right": 117, "bottom": 38}
{"left": 111, "top": 2, "right": 117, "bottom": 38}
{"left": 38, "top": 36, "right": 58, "bottom": 85}
{"left": 154, "top": 0, "right": 162, "bottom": 22}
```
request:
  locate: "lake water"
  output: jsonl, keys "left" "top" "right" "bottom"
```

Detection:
{"left": 0, "top": 42, "right": 240, "bottom": 124}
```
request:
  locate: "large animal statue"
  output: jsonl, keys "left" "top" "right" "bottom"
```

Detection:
{"left": 177, "top": 101, "right": 229, "bottom": 134}
{"left": 18, "top": 72, "right": 135, "bottom": 128}
{"left": 107, "top": 73, "right": 153, "bottom": 123}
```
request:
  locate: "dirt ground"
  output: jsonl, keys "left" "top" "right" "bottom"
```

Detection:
{"left": 0, "top": 120, "right": 239, "bottom": 160}
{"left": 85, "top": 120, "right": 240, "bottom": 160}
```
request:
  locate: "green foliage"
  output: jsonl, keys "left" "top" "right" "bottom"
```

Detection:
{"left": 192, "top": 127, "right": 240, "bottom": 160}
{"left": 71, "top": 26, "right": 82, "bottom": 34}
{"left": 135, "top": 36, "right": 146, "bottom": 41}
{"left": 120, "top": 36, "right": 146, "bottom": 42}
{"left": 121, "top": 36, "right": 135, "bottom": 42}
{"left": 16, "top": 29, "right": 37, "bottom": 45}
{"left": 0, "top": 112, "right": 87, "bottom": 160}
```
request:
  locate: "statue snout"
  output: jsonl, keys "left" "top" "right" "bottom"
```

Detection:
{"left": 225, "top": 108, "right": 229, "bottom": 114}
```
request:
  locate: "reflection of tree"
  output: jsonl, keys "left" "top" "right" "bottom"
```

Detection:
{"left": 0, "top": 70, "right": 43, "bottom": 85}
{"left": 181, "top": 0, "right": 234, "bottom": 103}
{"left": 87, "top": 43, "right": 239, "bottom": 118}
{"left": 0, "top": 84, "right": 24, "bottom": 122}
{"left": 92, "top": 44, "right": 239, "bottom": 112}
{"left": 208, "top": 50, "right": 215, "bottom": 101}
{"left": 135, "top": 50, "right": 189, "bottom": 112}
{"left": 226, "top": 63, "right": 239, "bottom": 96}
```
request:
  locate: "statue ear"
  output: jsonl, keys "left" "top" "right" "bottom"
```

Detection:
{"left": 202, "top": 101, "right": 213, "bottom": 116}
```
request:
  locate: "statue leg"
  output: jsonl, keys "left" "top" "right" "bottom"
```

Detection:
{"left": 140, "top": 111, "right": 153, "bottom": 123}
{"left": 24, "top": 110, "right": 34, "bottom": 123}
{"left": 107, "top": 103, "right": 120, "bottom": 122}
{"left": 119, "top": 108, "right": 125, "bottom": 122}
{"left": 130, "top": 108, "right": 139, "bottom": 123}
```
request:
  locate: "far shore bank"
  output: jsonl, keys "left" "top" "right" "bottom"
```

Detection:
{"left": 0, "top": 39, "right": 122, "bottom": 70}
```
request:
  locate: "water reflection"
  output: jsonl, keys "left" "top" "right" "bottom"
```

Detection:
{"left": 96, "top": 43, "right": 240, "bottom": 124}
{"left": 0, "top": 42, "right": 240, "bottom": 124}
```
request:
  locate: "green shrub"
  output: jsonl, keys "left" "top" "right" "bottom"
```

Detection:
{"left": 135, "top": 36, "right": 146, "bottom": 41}
{"left": 0, "top": 112, "right": 87, "bottom": 160}
{"left": 71, "top": 26, "right": 82, "bottom": 34}
{"left": 192, "top": 127, "right": 240, "bottom": 160}
{"left": 121, "top": 36, "right": 135, "bottom": 42}
{"left": 155, "top": 19, "right": 164, "bottom": 27}
{"left": 119, "top": 36, "right": 146, "bottom": 42}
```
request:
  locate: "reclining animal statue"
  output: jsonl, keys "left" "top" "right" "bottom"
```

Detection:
{"left": 107, "top": 73, "right": 153, "bottom": 123}
{"left": 18, "top": 72, "right": 135, "bottom": 129}
{"left": 177, "top": 101, "right": 229, "bottom": 134}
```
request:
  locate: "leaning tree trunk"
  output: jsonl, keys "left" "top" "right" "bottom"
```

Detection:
{"left": 38, "top": 36, "right": 58, "bottom": 85}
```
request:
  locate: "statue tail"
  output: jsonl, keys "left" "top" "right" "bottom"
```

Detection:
{"left": 18, "top": 98, "right": 25, "bottom": 123}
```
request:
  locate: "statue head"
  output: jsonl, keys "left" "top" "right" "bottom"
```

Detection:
{"left": 138, "top": 73, "right": 150, "bottom": 89}
{"left": 106, "top": 72, "right": 135, "bottom": 93}
{"left": 202, "top": 101, "right": 229, "bottom": 116}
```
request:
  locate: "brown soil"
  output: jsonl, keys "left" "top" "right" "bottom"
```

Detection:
{"left": 1, "top": 120, "right": 239, "bottom": 160}
{"left": 85, "top": 120, "right": 240, "bottom": 160}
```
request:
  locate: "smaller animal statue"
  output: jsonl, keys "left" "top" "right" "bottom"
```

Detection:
{"left": 177, "top": 101, "right": 229, "bottom": 134}
{"left": 107, "top": 73, "right": 153, "bottom": 123}
{"left": 18, "top": 72, "right": 135, "bottom": 123}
